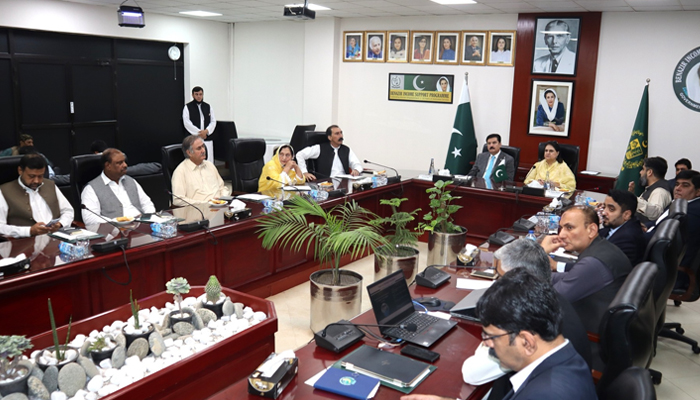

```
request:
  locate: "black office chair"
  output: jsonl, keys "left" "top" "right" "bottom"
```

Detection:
{"left": 212, "top": 120, "right": 238, "bottom": 163}
{"left": 480, "top": 144, "right": 521, "bottom": 170}
{"left": 300, "top": 131, "right": 330, "bottom": 174}
{"left": 537, "top": 142, "right": 580, "bottom": 174}
{"left": 227, "top": 138, "right": 265, "bottom": 193}
{"left": 597, "top": 261, "right": 657, "bottom": 394}
{"left": 289, "top": 124, "right": 316, "bottom": 158}
{"left": 161, "top": 144, "right": 185, "bottom": 202}
{"left": 70, "top": 154, "right": 103, "bottom": 208}
{"left": 0, "top": 156, "right": 23, "bottom": 185}
{"left": 599, "top": 366, "right": 657, "bottom": 400}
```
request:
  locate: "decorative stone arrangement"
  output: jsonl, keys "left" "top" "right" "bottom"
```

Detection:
{"left": 6, "top": 294, "right": 266, "bottom": 400}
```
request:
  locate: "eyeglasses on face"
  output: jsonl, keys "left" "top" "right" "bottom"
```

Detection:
{"left": 481, "top": 330, "right": 514, "bottom": 342}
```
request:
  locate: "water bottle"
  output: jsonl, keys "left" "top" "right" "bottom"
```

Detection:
{"left": 151, "top": 222, "right": 177, "bottom": 238}
{"left": 371, "top": 176, "right": 378, "bottom": 188}
{"left": 428, "top": 158, "right": 435, "bottom": 175}
{"left": 525, "top": 230, "right": 537, "bottom": 241}
{"left": 544, "top": 171, "right": 550, "bottom": 190}
{"left": 59, "top": 241, "right": 87, "bottom": 258}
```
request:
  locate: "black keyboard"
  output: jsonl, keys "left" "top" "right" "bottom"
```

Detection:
{"left": 386, "top": 313, "right": 440, "bottom": 339}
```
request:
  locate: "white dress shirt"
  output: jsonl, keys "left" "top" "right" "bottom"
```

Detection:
{"left": 171, "top": 158, "right": 230, "bottom": 206}
{"left": 509, "top": 339, "right": 569, "bottom": 394}
{"left": 296, "top": 144, "right": 363, "bottom": 177}
{"left": 0, "top": 178, "right": 74, "bottom": 238}
{"left": 637, "top": 186, "right": 672, "bottom": 221}
{"left": 80, "top": 172, "right": 155, "bottom": 226}
{"left": 182, "top": 103, "right": 217, "bottom": 163}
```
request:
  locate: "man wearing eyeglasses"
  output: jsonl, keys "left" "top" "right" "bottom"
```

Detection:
{"left": 401, "top": 269, "right": 596, "bottom": 400}
{"left": 540, "top": 205, "right": 632, "bottom": 335}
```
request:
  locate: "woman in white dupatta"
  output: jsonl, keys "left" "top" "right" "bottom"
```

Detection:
{"left": 536, "top": 88, "right": 566, "bottom": 132}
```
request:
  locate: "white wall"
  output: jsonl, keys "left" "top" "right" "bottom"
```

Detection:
{"left": 0, "top": 0, "right": 233, "bottom": 119}
{"left": 591, "top": 11, "right": 700, "bottom": 177}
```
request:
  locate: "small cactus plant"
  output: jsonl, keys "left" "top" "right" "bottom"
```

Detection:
{"left": 87, "top": 335, "right": 108, "bottom": 353}
{"left": 166, "top": 277, "right": 191, "bottom": 316}
{"left": 130, "top": 290, "right": 140, "bottom": 330}
{"left": 205, "top": 275, "right": 222, "bottom": 304}
{"left": 48, "top": 298, "right": 72, "bottom": 362}
{"left": 0, "top": 335, "right": 33, "bottom": 380}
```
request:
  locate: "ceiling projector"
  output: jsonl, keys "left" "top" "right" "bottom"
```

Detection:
{"left": 283, "top": 4, "right": 315, "bottom": 20}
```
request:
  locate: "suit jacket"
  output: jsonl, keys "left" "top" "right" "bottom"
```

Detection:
{"left": 504, "top": 342, "right": 597, "bottom": 400}
{"left": 600, "top": 217, "right": 647, "bottom": 266}
{"left": 532, "top": 47, "right": 576, "bottom": 74}
{"left": 468, "top": 151, "right": 515, "bottom": 181}
{"left": 682, "top": 198, "right": 700, "bottom": 267}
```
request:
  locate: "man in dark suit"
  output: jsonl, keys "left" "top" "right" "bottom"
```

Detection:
{"left": 599, "top": 189, "right": 646, "bottom": 266}
{"left": 401, "top": 269, "right": 597, "bottom": 400}
{"left": 663, "top": 170, "right": 700, "bottom": 290}
{"left": 467, "top": 133, "right": 515, "bottom": 181}
{"left": 667, "top": 158, "right": 692, "bottom": 192}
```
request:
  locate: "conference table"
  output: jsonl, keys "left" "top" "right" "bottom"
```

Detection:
{"left": 0, "top": 172, "right": 553, "bottom": 338}
{"left": 208, "top": 265, "right": 493, "bottom": 400}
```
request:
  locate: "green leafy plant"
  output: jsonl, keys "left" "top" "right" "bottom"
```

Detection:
{"left": 0, "top": 335, "right": 33, "bottom": 380}
{"left": 87, "top": 336, "right": 108, "bottom": 353}
{"left": 130, "top": 290, "right": 140, "bottom": 330}
{"left": 48, "top": 298, "right": 72, "bottom": 362}
{"left": 166, "top": 277, "right": 191, "bottom": 316}
{"left": 372, "top": 198, "right": 421, "bottom": 256}
{"left": 417, "top": 180, "right": 463, "bottom": 234}
{"left": 205, "top": 275, "right": 222, "bottom": 303}
{"left": 257, "top": 197, "right": 386, "bottom": 286}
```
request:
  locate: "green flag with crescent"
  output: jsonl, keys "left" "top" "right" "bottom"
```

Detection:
{"left": 444, "top": 78, "right": 477, "bottom": 175}
{"left": 492, "top": 159, "right": 508, "bottom": 183}
{"left": 614, "top": 84, "right": 649, "bottom": 196}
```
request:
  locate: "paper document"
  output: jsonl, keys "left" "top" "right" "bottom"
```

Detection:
{"left": 527, "top": 181, "right": 544, "bottom": 189}
{"left": 51, "top": 229, "right": 100, "bottom": 241}
{"left": 237, "top": 194, "right": 272, "bottom": 201}
{"left": 284, "top": 185, "right": 311, "bottom": 191}
{"left": 580, "top": 170, "right": 600, "bottom": 175}
{"left": 456, "top": 278, "right": 494, "bottom": 290}
{"left": 335, "top": 174, "right": 364, "bottom": 180}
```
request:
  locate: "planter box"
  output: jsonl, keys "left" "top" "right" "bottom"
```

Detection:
{"left": 28, "top": 287, "right": 277, "bottom": 400}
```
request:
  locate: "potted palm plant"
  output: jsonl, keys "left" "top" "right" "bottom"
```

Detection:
{"left": 0, "top": 335, "right": 33, "bottom": 396}
{"left": 417, "top": 180, "right": 467, "bottom": 266}
{"left": 371, "top": 198, "right": 422, "bottom": 282}
{"left": 257, "top": 196, "right": 385, "bottom": 332}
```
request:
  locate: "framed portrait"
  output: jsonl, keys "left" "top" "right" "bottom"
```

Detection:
{"left": 487, "top": 31, "right": 516, "bottom": 67}
{"left": 364, "top": 31, "right": 386, "bottom": 63}
{"left": 409, "top": 31, "right": 434, "bottom": 64}
{"left": 343, "top": 31, "right": 363, "bottom": 62}
{"left": 435, "top": 31, "right": 460, "bottom": 65}
{"left": 387, "top": 31, "right": 409, "bottom": 63}
{"left": 531, "top": 17, "right": 581, "bottom": 76}
{"left": 460, "top": 31, "right": 487, "bottom": 65}
{"left": 528, "top": 80, "right": 574, "bottom": 138}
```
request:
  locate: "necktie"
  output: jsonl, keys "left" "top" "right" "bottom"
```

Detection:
{"left": 484, "top": 155, "right": 496, "bottom": 179}
{"left": 551, "top": 56, "right": 559, "bottom": 72}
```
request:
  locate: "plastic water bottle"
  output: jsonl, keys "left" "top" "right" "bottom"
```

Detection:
{"left": 59, "top": 241, "right": 87, "bottom": 258}
{"left": 428, "top": 158, "right": 435, "bottom": 175}
{"left": 151, "top": 222, "right": 177, "bottom": 238}
{"left": 525, "top": 230, "right": 537, "bottom": 241}
{"left": 544, "top": 171, "right": 550, "bottom": 190}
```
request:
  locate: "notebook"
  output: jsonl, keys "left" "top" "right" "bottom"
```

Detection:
{"left": 340, "top": 345, "right": 432, "bottom": 388}
{"left": 367, "top": 269, "right": 456, "bottom": 348}
{"left": 314, "top": 367, "right": 380, "bottom": 400}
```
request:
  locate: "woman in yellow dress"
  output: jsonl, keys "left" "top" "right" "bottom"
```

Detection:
{"left": 258, "top": 144, "right": 305, "bottom": 192}
{"left": 524, "top": 141, "right": 576, "bottom": 191}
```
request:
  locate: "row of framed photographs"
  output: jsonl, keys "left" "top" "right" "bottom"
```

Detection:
{"left": 344, "top": 30, "right": 516, "bottom": 66}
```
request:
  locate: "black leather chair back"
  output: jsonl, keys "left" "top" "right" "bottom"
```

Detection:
{"left": 537, "top": 142, "right": 580, "bottom": 174}
{"left": 302, "top": 131, "right": 330, "bottom": 174}
{"left": 212, "top": 121, "right": 238, "bottom": 162}
{"left": 228, "top": 138, "right": 265, "bottom": 193}
{"left": 645, "top": 219, "right": 681, "bottom": 315}
{"left": 289, "top": 124, "right": 316, "bottom": 157}
{"left": 481, "top": 144, "right": 521, "bottom": 169}
{"left": 70, "top": 154, "right": 103, "bottom": 210}
{"left": 668, "top": 198, "right": 688, "bottom": 220}
{"left": 161, "top": 144, "right": 185, "bottom": 197}
{"left": 0, "top": 156, "right": 23, "bottom": 186}
{"left": 597, "top": 261, "right": 657, "bottom": 393}
{"left": 599, "top": 366, "right": 656, "bottom": 400}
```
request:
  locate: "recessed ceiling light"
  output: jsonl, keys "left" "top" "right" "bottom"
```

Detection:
{"left": 179, "top": 11, "right": 223, "bottom": 17}
{"left": 430, "top": 0, "right": 477, "bottom": 4}
{"left": 285, "top": 3, "right": 331, "bottom": 11}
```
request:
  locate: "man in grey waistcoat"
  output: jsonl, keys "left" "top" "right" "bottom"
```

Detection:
{"left": 81, "top": 148, "right": 155, "bottom": 226}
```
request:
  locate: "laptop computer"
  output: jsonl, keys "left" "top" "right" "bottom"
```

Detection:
{"left": 367, "top": 269, "right": 457, "bottom": 348}
{"left": 449, "top": 288, "right": 487, "bottom": 322}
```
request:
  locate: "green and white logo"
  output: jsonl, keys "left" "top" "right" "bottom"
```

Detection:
{"left": 339, "top": 376, "right": 356, "bottom": 386}
{"left": 673, "top": 46, "right": 700, "bottom": 112}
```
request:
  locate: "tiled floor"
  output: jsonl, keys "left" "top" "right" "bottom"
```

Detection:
{"left": 266, "top": 242, "right": 700, "bottom": 399}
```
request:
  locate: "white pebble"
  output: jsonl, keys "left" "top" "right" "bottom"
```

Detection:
{"left": 102, "top": 325, "right": 111, "bottom": 334}
{"left": 183, "top": 337, "right": 195, "bottom": 346}
{"left": 97, "top": 385, "right": 117, "bottom": 397}
{"left": 109, "top": 370, "right": 127, "bottom": 386}
{"left": 124, "top": 355, "right": 141, "bottom": 366}
{"left": 85, "top": 392, "right": 98, "bottom": 400}
{"left": 89, "top": 330, "right": 99, "bottom": 338}
{"left": 87, "top": 375, "right": 104, "bottom": 392}
{"left": 50, "top": 391, "right": 67, "bottom": 400}
{"left": 220, "top": 316, "right": 230, "bottom": 322}
{"left": 163, "top": 338, "right": 174, "bottom": 347}
{"left": 99, "top": 358, "right": 112, "bottom": 369}
{"left": 253, "top": 312, "right": 266, "bottom": 321}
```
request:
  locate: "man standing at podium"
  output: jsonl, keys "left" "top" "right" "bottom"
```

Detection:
{"left": 296, "top": 125, "right": 363, "bottom": 180}
{"left": 183, "top": 86, "right": 216, "bottom": 163}
{"left": 467, "top": 134, "right": 515, "bottom": 181}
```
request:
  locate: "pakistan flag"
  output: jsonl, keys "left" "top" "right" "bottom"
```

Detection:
{"left": 614, "top": 84, "right": 649, "bottom": 196}
{"left": 444, "top": 79, "right": 477, "bottom": 175}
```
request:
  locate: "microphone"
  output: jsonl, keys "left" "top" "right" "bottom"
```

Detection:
{"left": 512, "top": 214, "right": 536, "bottom": 232}
{"left": 166, "top": 190, "right": 210, "bottom": 232}
{"left": 488, "top": 227, "right": 516, "bottom": 246}
{"left": 265, "top": 176, "right": 306, "bottom": 191}
{"left": 321, "top": 321, "right": 417, "bottom": 337}
{"left": 364, "top": 159, "right": 401, "bottom": 184}
{"left": 80, "top": 204, "right": 129, "bottom": 253}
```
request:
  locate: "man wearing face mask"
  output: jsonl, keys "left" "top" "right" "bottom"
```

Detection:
{"left": 183, "top": 86, "right": 216, "bottom": 163}
{"left": 628, "top": 156, "right": 672, "bottom": 224}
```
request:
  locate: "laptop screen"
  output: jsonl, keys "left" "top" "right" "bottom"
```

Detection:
{"left": 367, "top": 269, "right": 415, "bottom": 328}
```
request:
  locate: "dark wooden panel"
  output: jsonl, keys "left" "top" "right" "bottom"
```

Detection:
{"left": 171, "top": 241, "right": 215, "bottom": 285}
{"left": 72, "top": 64, "right": 115, "bottom": 122}
{"left": 0, "top": 59, "right": 15, "bottom": 150}
{"left": 0, "top": 28, "right": 8, "bottom": 53}
{"left": 72, "top": 125, "right": 117, "bottom": 156}
{"left": 116, "top": 40, "right": 182, "bottom": 63}
{"left": 25, "top": 127, "right": 72, "bottom": 174}
{"left": 220, "top": 232, "right": 273, "bottom": 288}
{"left": 18, "top": 62, "right": 69, "bottom": 124}
{"left": 509, "top": 12, "right": 602, "bottom": 173}
{"left": 13, "top": 30, "right": 111, "bottom": 58}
